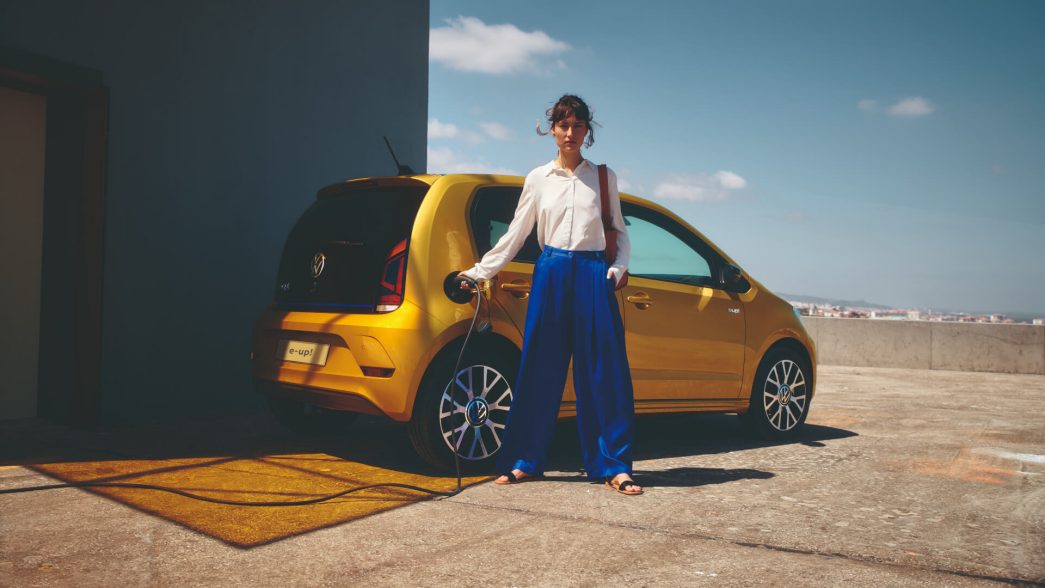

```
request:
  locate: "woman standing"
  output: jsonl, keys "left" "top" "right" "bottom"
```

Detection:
{"left": 458, "top": 94, "right": 642, "bottom": 495}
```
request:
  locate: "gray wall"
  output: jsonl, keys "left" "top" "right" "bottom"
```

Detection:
{"left": 801, "top": 317, "right": 1045, "bottom": 375}
{"left": 0, "top": 0, "right": 429, "bottom": 422}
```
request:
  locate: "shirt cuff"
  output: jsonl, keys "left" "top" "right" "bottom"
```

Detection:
{"left": 459, "top": 266, "right": 488, "bottom": 281}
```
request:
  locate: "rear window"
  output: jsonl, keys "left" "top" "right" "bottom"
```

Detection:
{"left": 273, "top": 186, "right": 427, "bottom": 311}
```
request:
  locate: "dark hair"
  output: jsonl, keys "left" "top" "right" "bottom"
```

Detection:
{"left": 537, "top": 94, "right": 597, "bottom": 148}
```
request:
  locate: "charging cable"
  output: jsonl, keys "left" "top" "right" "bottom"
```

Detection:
{"left": 0, "top": 273, "right": 486, "bottom": 506}
{"left": 446, "top": 272, "right": 483, "bottom": 493}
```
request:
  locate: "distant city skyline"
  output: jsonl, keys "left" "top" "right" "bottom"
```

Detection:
{"left": 779, "top": 292, "right": 1043, "bottom": 324}
{"left": 427, "top": 1, "right": 1045, "bottom": 317}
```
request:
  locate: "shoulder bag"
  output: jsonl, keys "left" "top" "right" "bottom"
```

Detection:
{"left": 598, "top": 164, "right": 629, "bottom": 291}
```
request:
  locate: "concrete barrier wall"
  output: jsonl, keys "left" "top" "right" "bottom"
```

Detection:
{"left": 800, "top": 317, "right": 1045, "bottom": 375}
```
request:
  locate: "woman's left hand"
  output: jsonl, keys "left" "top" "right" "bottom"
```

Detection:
{"left": 606, "top": 266, "right": 624, "bottom": 287}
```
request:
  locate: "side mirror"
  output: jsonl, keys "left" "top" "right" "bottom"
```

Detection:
{"left": 718, "top": 263, "right": 750, "bottom": 293}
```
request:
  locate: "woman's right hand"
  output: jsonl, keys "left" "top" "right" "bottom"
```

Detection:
{"left": 458, "top": 271, "right": 477, "bottom": 289}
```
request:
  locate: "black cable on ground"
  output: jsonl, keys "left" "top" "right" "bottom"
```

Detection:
{"left": 0, "top": 275, "right": 486, "bottom": 507}
{"left": 0, "top": 480, "right": 455, "bottom": 506}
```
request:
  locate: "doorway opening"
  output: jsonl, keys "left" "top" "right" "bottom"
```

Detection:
{"left": 0, "top": 47, "right": 108, "bottom": 424}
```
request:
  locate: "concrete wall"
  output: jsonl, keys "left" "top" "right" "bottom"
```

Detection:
{"left": 0, "top": 0, "right": 429, "bottom": 422}
{"left": 801, "top": 317, "right": 1045, "bottom": 375}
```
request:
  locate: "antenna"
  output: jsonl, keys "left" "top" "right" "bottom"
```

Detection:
{"left": 383, "top": 136, "right": 416, "bottom": 175}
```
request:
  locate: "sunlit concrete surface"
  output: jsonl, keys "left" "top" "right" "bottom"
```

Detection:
{"left": 0, "top": 416, "right": 489, "bottom": 548}
{"left": 2, "top": 365, "right": 1043, "bottom": 586}
{"left": 29, "top": 454, "right": 489, "bottom": 547}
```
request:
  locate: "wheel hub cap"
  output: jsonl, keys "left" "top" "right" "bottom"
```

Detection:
{"left": 465, "top": 398, "right": 490, "bottom": 426}
{"left": 779, "top": 384, "right": 792, "bottom": 406}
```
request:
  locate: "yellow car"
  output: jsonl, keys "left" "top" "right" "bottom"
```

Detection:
{"left": 252, "top": 173, "right": 816, "bottom": 469}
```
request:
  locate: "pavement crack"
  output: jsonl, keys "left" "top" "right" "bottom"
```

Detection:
{"left": 448, "top": 498, "right": 1043, "bottom": 586}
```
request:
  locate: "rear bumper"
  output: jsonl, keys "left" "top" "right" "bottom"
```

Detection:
{"left": 251, "top": 301, "right": 442, "bottom": 421}
{"left": 254, "top": 380, "right": 385, "bottom": 416}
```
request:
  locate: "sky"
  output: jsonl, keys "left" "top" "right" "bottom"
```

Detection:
{"left": 427, "top": 0, "right": 1045, "bottom": 317}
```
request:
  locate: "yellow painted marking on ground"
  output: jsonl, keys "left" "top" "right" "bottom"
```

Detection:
{"left": 905, "top": 447, "right": 1021, "bottom": 485}
{"left": 32, "top": 455, "right": 490, "bottom": 547}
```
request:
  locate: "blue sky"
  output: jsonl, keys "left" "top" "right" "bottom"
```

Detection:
{"left": 427, "top": 1, "right": 1045, "bottom": 317}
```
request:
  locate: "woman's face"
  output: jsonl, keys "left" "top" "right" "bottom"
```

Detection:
{"left": 552, "top": 114, "right": 588, "bottom": 155}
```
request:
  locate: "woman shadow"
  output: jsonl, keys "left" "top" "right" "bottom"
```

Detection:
{"left": 538, "top": 412, "right": 855, "bottom": 489}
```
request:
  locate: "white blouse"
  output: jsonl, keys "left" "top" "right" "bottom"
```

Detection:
{"left": 461, "top": 159, "right": 630, "bottom": 281}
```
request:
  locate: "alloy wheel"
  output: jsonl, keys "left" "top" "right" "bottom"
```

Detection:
{"left": 761, "top": 359, "right": 808, "bottom": 432}
{"left": 438, "top": 363, "right": 513, "bottom": 460}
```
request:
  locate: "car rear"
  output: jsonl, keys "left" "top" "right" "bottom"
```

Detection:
{"left": 251, "top": 177, "right": 439, "bottom": 421}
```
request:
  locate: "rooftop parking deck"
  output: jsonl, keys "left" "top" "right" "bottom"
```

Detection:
{"left": 2, "top": 365, "right": 1043, "bottom": 586}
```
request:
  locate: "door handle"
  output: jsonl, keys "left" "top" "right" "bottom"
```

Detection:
{"left": 500, "top": 281, "right": 531, "bottom": 299}
{"left": 625, "top": 293, "right": 653, "bottom": 310}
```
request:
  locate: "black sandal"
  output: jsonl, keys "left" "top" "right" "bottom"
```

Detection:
{"left": 605, "top": 477, "right": 644, "bottom": 495}
{"left": 494, "top": 470, "right": 539, "bottom": 485}
{"left": 495, "top": 471, "right": 518, "bottom": 485}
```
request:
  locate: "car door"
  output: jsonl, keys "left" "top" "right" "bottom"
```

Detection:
{"left": 468, "top": 186, "right": 541, "bottom": 332}
{"left": 618, "top": 203, "right": 745, "bottom": 400}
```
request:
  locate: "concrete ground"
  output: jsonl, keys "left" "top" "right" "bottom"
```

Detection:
{"left": 2, "top": 365, "right": 1043, "bottom": 587}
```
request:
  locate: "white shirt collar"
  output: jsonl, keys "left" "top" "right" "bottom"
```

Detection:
{"left": 544, "top": 158, "right": 595, "bottom": 177}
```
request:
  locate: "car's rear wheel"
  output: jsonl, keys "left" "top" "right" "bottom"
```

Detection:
{"left": 741, "top": 347, "right": 812, "bottom": 439}
{"left": 267, "top": 395, "right": 358, "bottom": 435}
{"left": 408, "top": 345, "right": 517, "bottom": 471}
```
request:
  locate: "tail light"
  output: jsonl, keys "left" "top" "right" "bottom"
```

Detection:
{"left": 376, "top": 238, "right": 407, "bottom": 312}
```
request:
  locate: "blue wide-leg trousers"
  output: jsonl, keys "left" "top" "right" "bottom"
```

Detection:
{"left": 494, "top": 245, "right": 636, "bottom": 481}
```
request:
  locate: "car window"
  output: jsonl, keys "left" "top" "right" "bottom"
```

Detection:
{"left": 622, "top": 204, "right": 719, "bottom": 287}
{"left": 469, "top": 187, "right": 541, "bottom": 263}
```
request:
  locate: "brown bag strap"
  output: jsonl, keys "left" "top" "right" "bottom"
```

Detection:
{"left": 598, "top": 164, "right": 612, "bottom": 230}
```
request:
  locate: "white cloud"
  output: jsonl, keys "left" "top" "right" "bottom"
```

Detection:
{"left": 479, "top": 121, "right": 513, "bottom": 141}
{"left": 653, "top": 171, "right": 748, "bottom": 202}
{"left": 427, "top": 147, "right": 518, "bottom": 175}
{"left": 461, "top": 130, "right": 486, "bottom": 144}
{"left": 430, "top": 16, "right": 570, "bottom": 75}
{"left": 430, "top": 118, "right": 515, "bottom": 143}
{"left": 712, "top": 170, "right": 747, "bottom": 190}
{"left": 858, "top": 99, "right": 878, "bottom": 112}
{"left": 428, "top": 118, "right": 459, "bottom": 140}
{"left": 888, "top": 96, "right": 935, "bottom": 117}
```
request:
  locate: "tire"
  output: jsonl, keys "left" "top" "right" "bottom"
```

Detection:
{"left": 408, "top": 344, "right": 518, "bottom": 471}
{"left": 741, "top": 347, "right": 812, "bottom": 439}
{"left": 267, "top": 395, "right": 358, "bottom": 435}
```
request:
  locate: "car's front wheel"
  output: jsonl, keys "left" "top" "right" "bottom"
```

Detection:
{"left": 408, "top": 345, "right": 517, "bottom": 471}
{"left": 741, "top": 347, "right": 812, "bottom": 439}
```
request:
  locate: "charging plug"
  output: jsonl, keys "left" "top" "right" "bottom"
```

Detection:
{"left": 444, "top": 271, "right": 477, "bottom": 304}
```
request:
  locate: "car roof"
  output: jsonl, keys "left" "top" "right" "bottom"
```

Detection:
{"left": 317, "top": 173, "right": 742, "bottom": 267}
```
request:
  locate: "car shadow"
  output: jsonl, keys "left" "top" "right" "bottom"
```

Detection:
{"left": 1, "top": 409, "right": 856, "bottom": 547}
{"left": 1, "top": 410, "right": 855, "bottom": 474}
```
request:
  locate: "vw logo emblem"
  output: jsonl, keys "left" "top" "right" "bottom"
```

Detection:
{"left": 465, "top": 398, "right": 490, "bottom": 426}
{"left": 310, "top": 252, "right": 326, "bottom": 278}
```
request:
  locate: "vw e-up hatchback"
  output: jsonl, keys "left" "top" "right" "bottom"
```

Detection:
{"left": 252, "top": 174, "right": 816, "bottom": 470}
